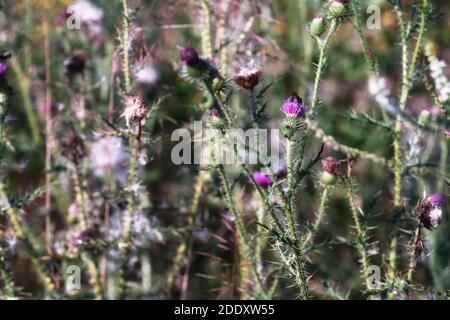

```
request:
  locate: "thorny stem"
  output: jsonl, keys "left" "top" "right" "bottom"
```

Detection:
{"left": 284, "top": 140, "right": 310, "bottom": 299}
{"left": 200, "top": 0, "right": 214, "bottom": 59}
{"left": 345, "top": 181, "right": 371, "bottom": 293}
{"left": 166, "top": 170, "right": 210, "bottom": 294}
{"left": 70, "top": 163, "right": 104, "bottom": 299}
{"left": 310, "top": 19, "right": 338, "bottom": 114}
{"left": 217, "top": 165, "right": 268, "bottom": 298}
{"left": 0, "top": 182, "right": 55, "bottom": 294}
{"left": 121, "top": 0, "right": 132, "bottom": 94}
{"left": 390, "top": 0, "right": 428, "bottom": 280}
{"left": 301, "top": 186, "right": 330, "bottom": 250}
{"left": 407, "top": 222, "right": 422, "bottom": 282}
{"left": 43, "top": 18, "right": 52, "bottom": 252}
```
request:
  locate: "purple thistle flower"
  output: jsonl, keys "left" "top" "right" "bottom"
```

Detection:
{"left": 0, "top": 63, "right": 7, "bottom": 75}
{"left": 418, "top": 193, "right": 444, "bottom": 230}
{"left": 253, "top": 171, "right": 273, "bottom": 188}
{"left": 281, "top": 94, "right": 308, "bottom": 118}
{"left": 180, "top": 46, "right": 200, "bottom": 67}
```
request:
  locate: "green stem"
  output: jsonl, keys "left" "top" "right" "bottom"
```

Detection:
{"left": 121, "top": 0, "right": 131, "bottom": 94}
{"left": 301, "top": 186, "right": 330, "bottom": 250}
{"left": 217, "top": 165, "right": 268, "bottom": 298}
{"left": 345, "top": 181, "right": 371, "bottom": 292}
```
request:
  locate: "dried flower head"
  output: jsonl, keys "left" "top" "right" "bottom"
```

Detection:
{"left": 180, "top": 46, "right": 200, "bottom": 67}
{"left": 121, "top": 95, "right": 148, "bottom": 126}
{"left": 233, "top": 59, "right": 262, "bottom": 90}
{"left": 253, "top": 171, "right": 273, "bottom": 188}
{"left": 281, "top": 94, "right": 308, "bottom": 118}
{"left": 418, "top": 193, "right": 444, "bottom": 230}
{"left": 90, "top": 136, "right": 129, "bottom": 180}
{"left": 61, "top": 129, "right": 86, "bottom": 163}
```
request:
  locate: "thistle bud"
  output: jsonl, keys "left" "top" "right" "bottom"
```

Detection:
{"left": 64, "top": 51, "right": 86, "bottom": 82}
{"left": 0, "top": 63, "right": 7, "bottom": 75}
{"left": 233, "top": 59, "right": 262, "bottom": 90}
{"left": 320, "top": 156, "right": 340, "bottom": 185}
{"left": 310, "top": 16, "right": 327, "bottom": 37}
{"left": 180, "top": 46, "right": 200, "bottom": 67}
{"left": 418, "top": 193, "right": 444, "bottom": 230}
{"left": 280, "top": 116, "right": 298, "bottom": 140}
{"left": 418, "top": 109, "right": 431, "bottom": 126}
{"left": 209, "top": 109, "right": 226, "bottom": 130}
{"left": 252, "top": 171, "right": 273, "bottom": 188}
{"left": 328, "top": 0, "right": 349, "bottom": 19}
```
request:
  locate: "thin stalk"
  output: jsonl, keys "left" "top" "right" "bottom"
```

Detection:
{"left": 43, "top": 19, "right": 52, "bottom": 252}
{"left": 301, "top": 186, "right": 330, "bottom": 250}
{"left": 390, "top": 0, "right": 427, "bottom": 279}
{"left": 200, "top": 0, "right": 214, "bottom": 59}
{"left": 217, "top": 165, "right": 268, "bottom": 298}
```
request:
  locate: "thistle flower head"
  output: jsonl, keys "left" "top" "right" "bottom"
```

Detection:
{"left": 0, "top": 63, "right": 7, "bottom": 75}
{"left": 281, "top": 94, "right": 308, "bottom": 118}
{"left": 121, "top": 95, "right": 148, "bottom": 127}
{"left": 322, "top": 156, "right": 340, "bottom": 174}
{"left": 310, "top": 16, "right": 326, "bottom": 37}
{"left": 418, "top": 193, "right": 444, "bottom": 230}
{"left": 180, "top": 46, "right": 200, "bottom": 67}
{"left": 321, "top": 156, "right": 340, "bottom": 185}
{"left": 233, "top": 59, "right": 262, "bottom": 90}
{"left": 252, "top": 171, "right": 273, "bottom": 188}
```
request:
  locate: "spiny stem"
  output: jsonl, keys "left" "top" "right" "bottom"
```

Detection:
{"left": 310, "top": 19, "right": 338, "bottom": 113}
{"left": 390, "top": 0, "right": 428, "bottom": 280}
{"left": 345, "top": 181, "right": 371, "bottom": 292}
{"left": 121, "top": 0, "right": 132, "bottom": 94}
{"left": 407, "top": 223, "right": 422, "bottom": 282}
{"left": 200, "top": 0, "right": 214, "bottom": 59}
{"left": 0, "top": 182, "right": 55, "bottom": 294}
{"left": 166, "top": 170, "right": 210, "bottom": 294}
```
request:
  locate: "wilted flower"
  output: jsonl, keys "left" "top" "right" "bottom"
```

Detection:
{"left": 121, "top": 95, "right": 148, "bottom": 127}
{"left": 233, "top": 59, "right": 262, "bottom": 90}
{"left": 134, "top": 54, "right": 158, "bottom": 87}
{"left": 90, "top": 136, "right": 129, "bottom": 180}
{"left": 281, "top": 94, "right": 308, "bottom": 118}
{"left": 64, "top": 51, "right": 85, "bottom": 82}
{"left": 69, "top": 224, "right": 101, "bottom": 251}
{"left": 418, "top": 193, "right": 444, "bottom": 230}
{"left": 253, "top": 171, "right": 273, "bottom": 188}
{"left": 328, "top": 0, "right": 349, "bottom": 18}
{"left": 0, "top": 63, "right": 7, "bottom": 75}
{"left": 180, "top": 46, "right": 200, "bottom": 67}
{"left": 310, "top": 16, "right": 326, "bottom": 37}
{"left": 61, "top": 129, "right": 85, "bottom": 163}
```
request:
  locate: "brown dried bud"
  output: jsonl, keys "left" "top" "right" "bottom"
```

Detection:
{"left": 233, "top": 59, "right": 262, "bottom": 90}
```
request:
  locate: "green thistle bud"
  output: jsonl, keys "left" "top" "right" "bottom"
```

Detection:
{"left": 418, "top": 109, "right": 431, "bottom": 126}
{"left": 310, "top": 16, "right": 326, "bottom": 37}
{"left": 328, "top": 0, "right": 349, "bottom": 19}
{"left": 321, "top": 171, "right": 337, "bottom": 186}
{"left": 280, "top": 117, "right": 298, "bottom": 140}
